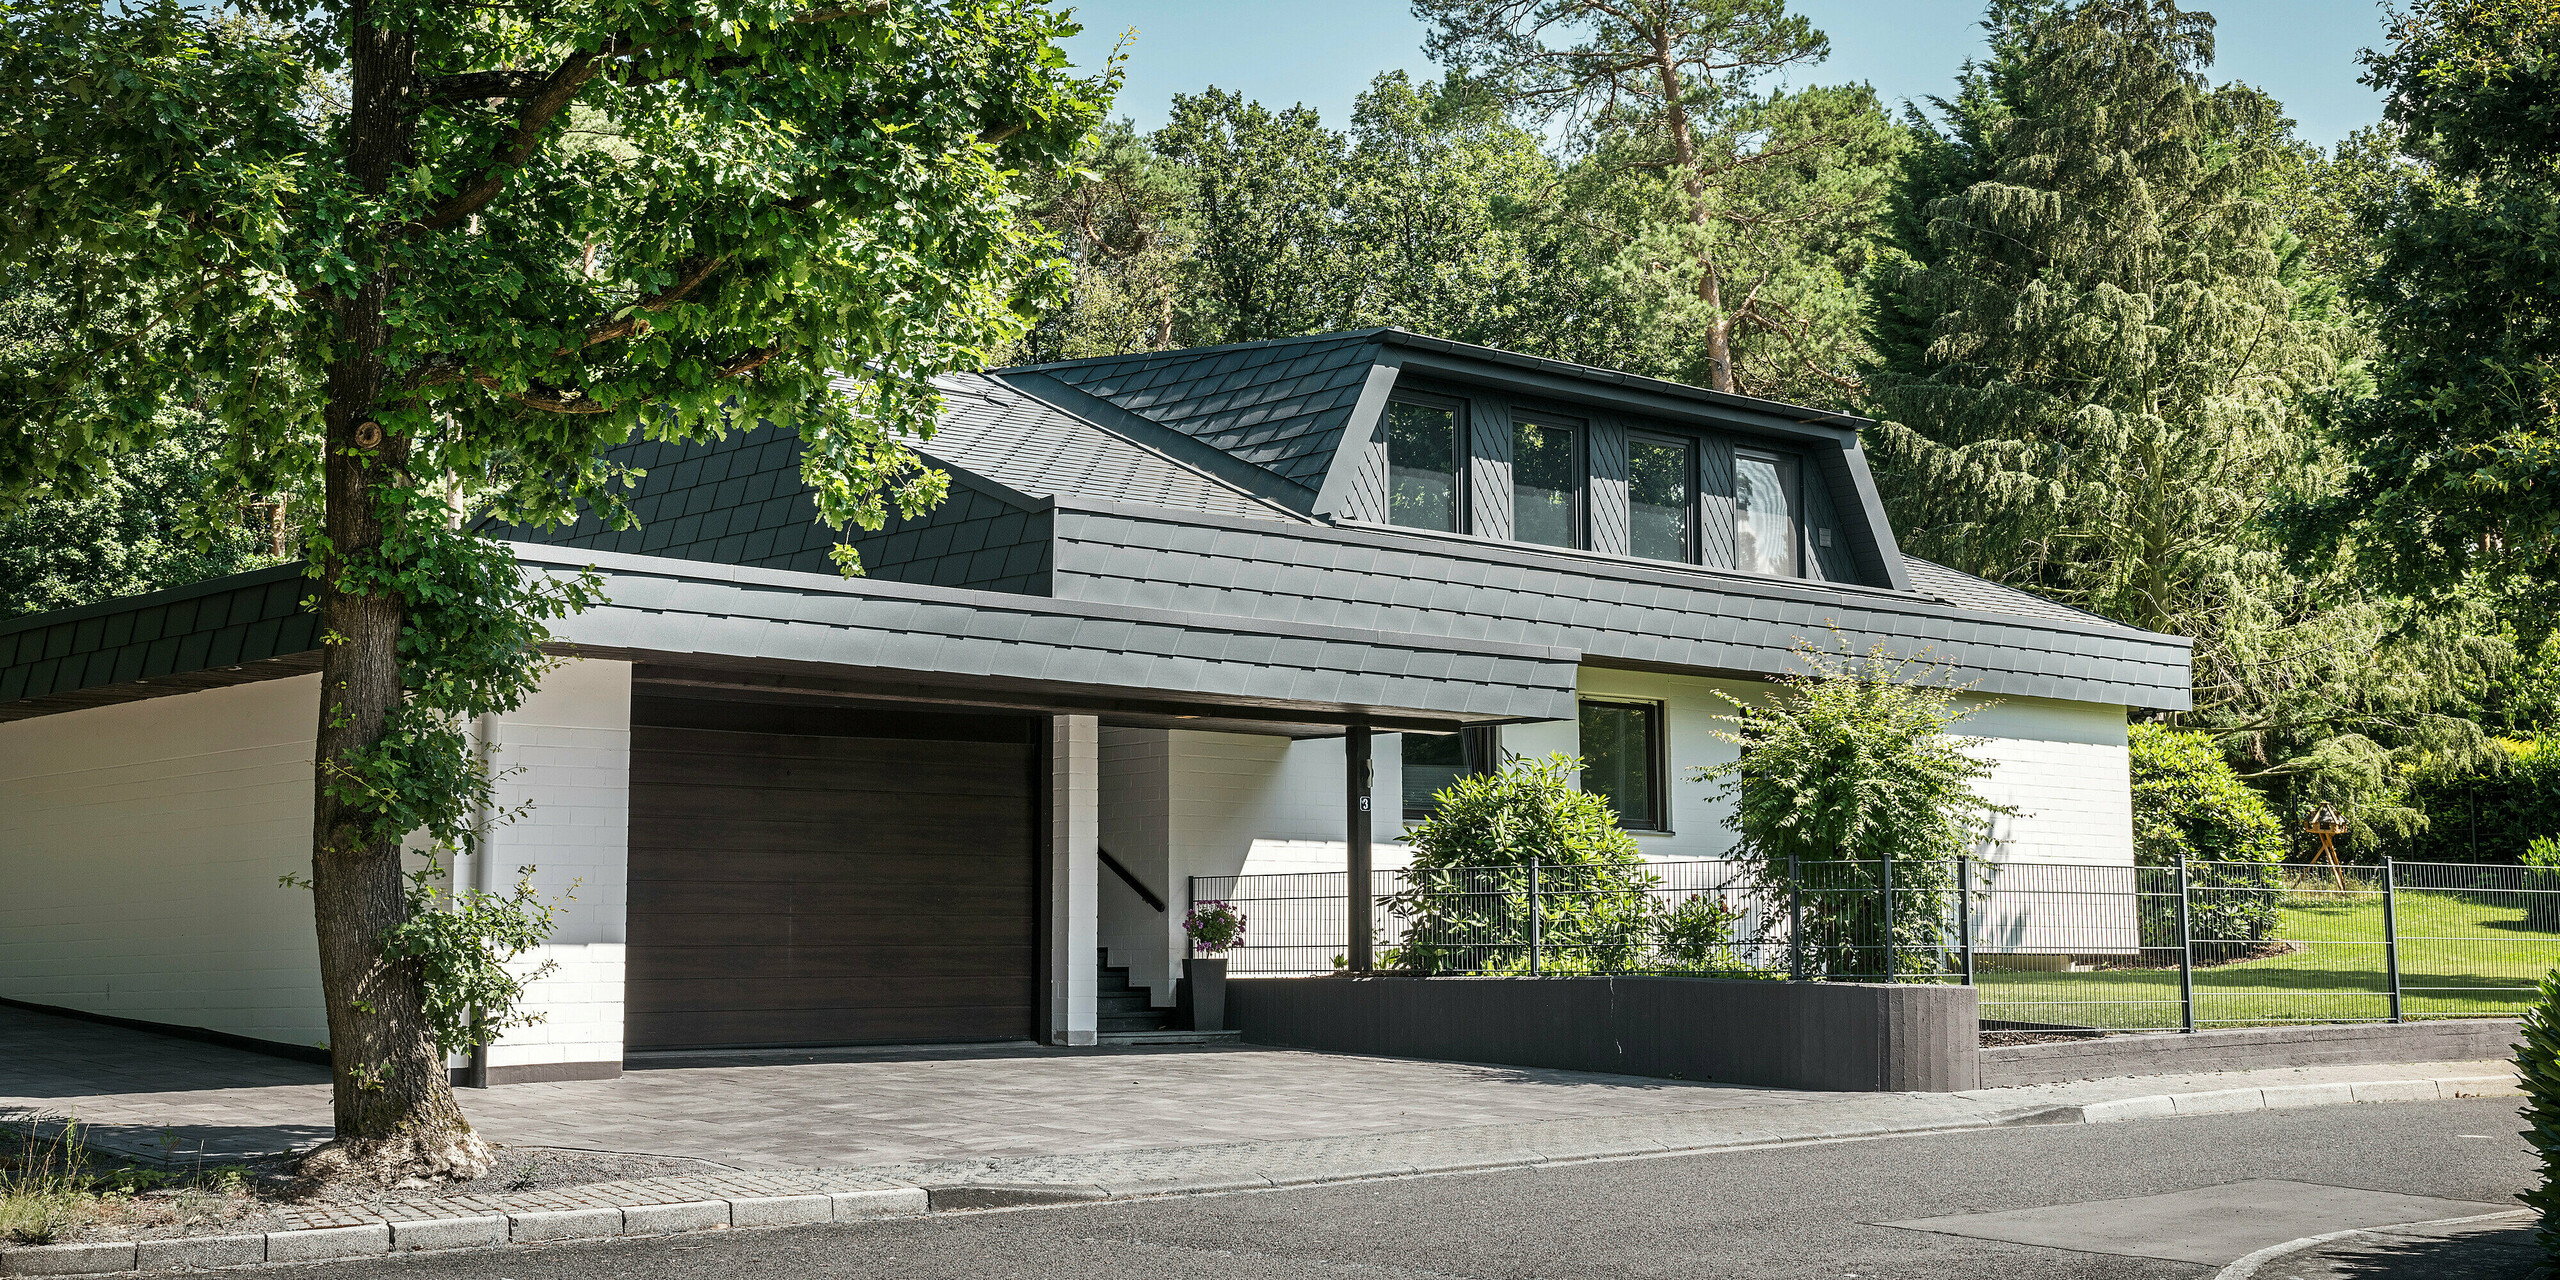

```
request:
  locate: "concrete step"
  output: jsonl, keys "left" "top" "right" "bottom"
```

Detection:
{"left": 1096, "top": 1029, "right": 1242, "bottom": 1046}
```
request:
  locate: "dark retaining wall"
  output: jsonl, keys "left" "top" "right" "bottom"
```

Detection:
{"left": 1980, "top": 1018, "right": 2524, "bottom": 1087}
{"left": 1229, "top": 975, "right": 1979, "bottom": 1093}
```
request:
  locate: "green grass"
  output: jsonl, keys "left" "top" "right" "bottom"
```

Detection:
{"left": 1977, "top": 884, "right": 2560, "bottom": 1031}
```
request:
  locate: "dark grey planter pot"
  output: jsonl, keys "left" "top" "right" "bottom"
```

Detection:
{"left": 1183, "top": 957, "right": 1228, "bottom": 1032}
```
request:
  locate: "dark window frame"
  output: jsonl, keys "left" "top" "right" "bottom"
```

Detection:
{"left": 1384, "top": 390, "right": 1468, "bottom": 534}
{"left": 1731, "top": 443, "right": 1805, "bottom": 578}
{"left": 1625, "top": 429, "right": 1699, "bottom": 565}
{"left": 1509, "top": 408, "right": 1586, "bottom": 551}
{"left": 1578, "top": 696, "right": 1669, "bottom": 833}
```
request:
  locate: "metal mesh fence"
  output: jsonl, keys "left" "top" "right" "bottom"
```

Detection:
{"left": 1192, "top": 856, "right": 2560, "bottom": 1031}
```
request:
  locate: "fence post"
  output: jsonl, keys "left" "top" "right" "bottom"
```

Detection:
{"left": 2382, "top": 858, "right": 2404, "bottom": 1023}
{"left": 1788, "top": 853, "right": 1805, "bottom": 982}
{"left": 1528, "top": 862, "right": 1542, "bottom": 977}
{"left": 1957, "top": 856, "right": 1975, "bottom": 987}
{"left": 2175, "top": 857, "right": 2196, "bottom": 1034}
{"left": 1879, "top": 854, "right": 1896, "bottom": 983}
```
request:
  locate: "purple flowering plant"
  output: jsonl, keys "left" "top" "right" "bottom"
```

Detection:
{"left": 1183, "top": 900, "right": 1246, "bottom": 955}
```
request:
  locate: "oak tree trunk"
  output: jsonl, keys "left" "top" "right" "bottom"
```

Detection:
{"left": 300, "top": 0, "right": 491, "bottom": 1185}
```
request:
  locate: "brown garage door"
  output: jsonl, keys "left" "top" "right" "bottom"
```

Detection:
{"left": 626, "top": 697, "right": 1040, "bottom": 1051}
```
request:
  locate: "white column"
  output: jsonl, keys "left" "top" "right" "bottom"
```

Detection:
{"left": 1049, "top": 714, "right": 1099, "bottom": 1046}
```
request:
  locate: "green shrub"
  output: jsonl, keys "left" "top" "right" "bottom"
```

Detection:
{"left": 2519, "top": 967, "right": 2560, "bottom": 1266}
{"left": 2128, "top": 724, "right": 2284, "bottom": 955}
{"left": 1698, "top": 643, "right": 2014, "bottom": 980}
{"left": 2402, "top": 736, "right": 2560, "bottom": 864}
{"left": 1386, "top": 753, "right": 1656, "bottom": 975}
{"left": 1652, "top": 895, "right": 1747, "bottom": 973}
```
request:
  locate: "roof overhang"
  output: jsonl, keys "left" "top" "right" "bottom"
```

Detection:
{"left": 0, "top": 546, "right": 1583, "bottom": 732}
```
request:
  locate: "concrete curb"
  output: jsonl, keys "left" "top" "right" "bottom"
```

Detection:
{"left": 2212, "top": 1208, "right": 2532, "bottom": 1280}
{"left": 0, "top": 1073, "right": 2520, "bottom": 1274}
{"left": 2023, "top": 1073, "right": 2520, "bottom": 1127}
{"left": 0, "top": 1188, "right": 930, "bottom": 1276}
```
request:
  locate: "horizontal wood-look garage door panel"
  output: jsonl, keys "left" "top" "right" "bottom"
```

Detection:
{"left": 628, "top": 879, "right": 1036, "bottom": 916}
{"left": 627, "top": 1005, "right": 1028, "bottom": 1050}
{"left": 625, "top": 713, "right": 1038, "bottom": 1051}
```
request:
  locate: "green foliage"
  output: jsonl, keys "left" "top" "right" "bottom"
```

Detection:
{"left": 2402, "top": 737, "right": 2560, "bottom": 864}
{"left": 2288, "top": 0, "right": 2560, "bottom": 625}
{"left": 1863, "top": 0, "right": 2334, "bottom": 638}
{"left": 2128, "top": 724, "right": 2288, "bottom": 866}
{"left": 0, "top": 281, "right": 284, "bottom": 618}
{"left": 2517, "top": 966, "right": 2560, "bottom": 1264}
{"left": 1698, "top": 642, "right": 2014, "bottom": 977}
{"left": 381, "top": 859, "right": 574, "bottom": 1057}
{"left": 2127, "top": 723, "right": 2283, "bottom": 947}
{"left": 1415, "top": 0, "right": 1902, "bottom": 400}
{"left": 1652, "top": 895, "right": 1748, "bottom": 973}
{"left": 0, "top": 430, "right": 282, "bottom": 620}
{"left": 2525, "top": 835, "right": 2560, "bottom": 869}
{"left": 1386, "top": 753, "right": 1657, "bottom": 975}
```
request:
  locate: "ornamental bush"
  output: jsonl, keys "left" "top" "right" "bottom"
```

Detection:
{"left": 2520, "top": 967, "right": 2560, "bottom": 1267}
{"left": 1698, "top": 644, "right": 2013, "bottom": 980}
{"left": 2127, "top": 724, "right": 2282, "bottom": 956}
{"left": 1386, "top": 753, "right": 1656, "bottom": 975}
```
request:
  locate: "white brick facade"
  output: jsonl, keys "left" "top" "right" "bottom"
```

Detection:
{"left": 0, "top": 674, "right": 329, "bottom": 1046}
{"left": 0, "top": 661, "right": 633, "bottom": 1074}
{"left": 1092, "top": 665, "right": 2137, "bottom": 985}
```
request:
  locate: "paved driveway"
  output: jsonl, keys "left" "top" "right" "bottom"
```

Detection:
{"left": 0, "top": 1005, "right": 1816, "bottom": 1169}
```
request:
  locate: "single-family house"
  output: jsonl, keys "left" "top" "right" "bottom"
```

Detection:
{"left": 0, "top": 330, "right": 2190, "bottom": 1082}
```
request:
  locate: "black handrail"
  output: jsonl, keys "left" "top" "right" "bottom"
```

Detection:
{"left": 1097, "top": 845, "right": 1165, "bottom": 913}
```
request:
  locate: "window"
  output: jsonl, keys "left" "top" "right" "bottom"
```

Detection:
{"left": 1513, "top": 418, "right": 1580, "bottom": 548}
{"left": 1386, "top": 400, "right": 1460, "bottom": 532}
{"left": 1733, "top": 447, "right": 1801, "bottom": 576}
{"left": 1579, "top": 700, "right": 1664, "bottom": 830}
{"left": 1628, "top": 434, "right": 1694, "bottom": 563}
{"left": 1402, "top": 731, "right": 1468, "bottom": 816}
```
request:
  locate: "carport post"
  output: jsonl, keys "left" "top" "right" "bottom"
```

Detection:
{"left": 1347, "top": 723, "right": 1374, "bottom": 973}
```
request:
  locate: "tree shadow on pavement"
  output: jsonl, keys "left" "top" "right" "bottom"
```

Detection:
{"left": 2320, "top": 1221, "right": 2539, "bottom": 1279}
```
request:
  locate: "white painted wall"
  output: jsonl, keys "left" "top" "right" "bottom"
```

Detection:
{"left": 0, "top": 675, "right": 329, "bottom": 1046}
{"left": 0, "top": 660, "right": 634, "bottom": 1068}
{"left": 461, "top": 659, "right": 632, "bottom": 1073}
{"left": 1097, "top": 726, "right": 1174, "bottom": 1003}
{"left": 1115, "top": 669, "right": 2137, "bottom": 976}
{"left": 1048, "top": 715, "right": 1099, "bottom": 1045}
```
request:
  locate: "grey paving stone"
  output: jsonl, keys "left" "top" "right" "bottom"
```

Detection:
{"left": 622, "top": 1200, "right": 730, "bottom": 1235}
{"left": 828, "top": 1189, "right": 927, "bottom": 1220}
{"left": 507, "top": 1208, "right": 621, "bottom": 1242}
{"left": 134, "top": 1234, "right": 263, "bottom": 1272}
{"left": 263, "top": 1224, "right": 389, "bottom": 1264}
{"left": 0, "top": 1241, "right": 137, "bottom": 1276}
{"left": 729, "top": 1194, "right": 831, "bottom": 1227}
{"left": 390, "top": 1215, "right": 507, "bottom": 1251}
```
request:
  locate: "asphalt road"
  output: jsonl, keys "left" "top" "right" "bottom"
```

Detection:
{"left": 271, "top": 1097, "right": 2535, "bottom": 1280}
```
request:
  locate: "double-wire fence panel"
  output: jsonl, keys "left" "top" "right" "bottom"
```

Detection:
{"left": 1195, "top": 856, "right": 2560, "bottom": 1033}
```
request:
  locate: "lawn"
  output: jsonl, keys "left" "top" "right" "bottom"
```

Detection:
{"left": 1975, "top": 882, "right": 2560, "bottom": 1031}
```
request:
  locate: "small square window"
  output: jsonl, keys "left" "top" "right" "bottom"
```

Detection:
{"left": 1401, "top": 731, "right": 1468, "bottom": 816}
{"left": 1579, "top": 699, "right": 1665, "bottom": 831}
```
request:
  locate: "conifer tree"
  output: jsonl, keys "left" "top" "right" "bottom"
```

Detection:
{"left": 1861, "top": 0, "right": 2326, "bottom": 637}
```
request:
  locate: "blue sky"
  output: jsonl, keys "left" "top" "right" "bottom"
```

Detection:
{"left": 1058, "top": 0, "right": 2393, "bottom": 150}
